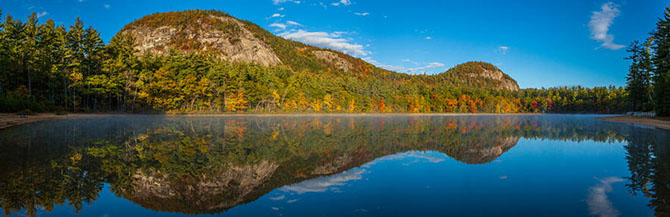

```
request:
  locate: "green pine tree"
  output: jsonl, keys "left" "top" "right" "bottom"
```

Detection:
{"left": 652, "top": 7, "right": 670, "bottom": 116}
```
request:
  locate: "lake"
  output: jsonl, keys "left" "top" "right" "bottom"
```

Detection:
{"left": 0, "top": 114, "right": 667, "bottom": 217}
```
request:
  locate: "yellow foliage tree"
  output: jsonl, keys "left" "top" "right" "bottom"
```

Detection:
{"left": 348, "top": 99, "right": 356, "bottom": 112}
{"left": 323, "top": 94, "right": 334, "bottom": 112}
{"left": 225, "top": 90, "right": 248, "bottom": 112}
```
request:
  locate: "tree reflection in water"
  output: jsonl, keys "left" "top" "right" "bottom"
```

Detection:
{"left": 0, "top": 115, "right": 666, "bottom": 216}
{"left": 624, "top": 126, "right": 670, "bottom": 216}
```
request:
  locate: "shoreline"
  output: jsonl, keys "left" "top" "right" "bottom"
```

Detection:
{"left": 0, "top": 112, "right": 633, "bottom": 131}
{"left": 598, "top": 115, "right": 670, "bottom": 131}
{"left": 0, "top": 113, "right": 129, "bottom": 130}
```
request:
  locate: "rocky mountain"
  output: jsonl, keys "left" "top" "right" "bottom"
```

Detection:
{"left": 118, "top": 10, "right": 519, "bottom": 91}
{"left": 440, "top": 61, "right": 520, "bottom": 91}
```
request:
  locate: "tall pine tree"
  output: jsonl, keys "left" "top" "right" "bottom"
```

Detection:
{"left": 652, "top": 7, "right": 670, "bottom": 116}
{"left": 626, "top": 39, "right": 654, "bottom": 111}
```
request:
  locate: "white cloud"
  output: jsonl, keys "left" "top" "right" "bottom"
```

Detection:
{"left": 278, "top": 7, "right": 284, "bottom": 10}
{"left": 587, "top": 177, "right": 624, "bottom": 217}
{"left": 405, "top": 151, "right": 446, "bottom": 163}
{"left": 354, "top": 12, "right": 369, "bottom": 16}
{"left": 400, "top": 62, "right": 446, "bottom": 73}
{"left": 330, "top": 31, "right": 347, "bottom": 37}
{"left": 364, "top": 58, "right": 446, "bottom": 74}
{"left": 588, "top": 2, "right": 625, "bottom": 50}
{"left": 286, "top": 20, "right": 302, "bottom": 26}
{"left": 273, "top": 0, "right": 300, "bottom": 4}
{"left": 269, "top": 195, "right": 285, "bottom": 200}
{"left": 36, "top": 11, "right": 48, "bottom": 18}
{"left": 281, "top": 168, "right": 365, "bottom": 194}
{"left": 279, "top": 29, "right": 368, "bottom": 56}
{"left": 361, "top": 151, "right": 447, "bottom": 168}
{"left": 270, "top": 21, "right": 301, "bottom": 31}
{"left": 408, "top": 62, "right": 445, "bottom": 73}
{"left": 498, "top": 46, "right": 509, "bottom": 54}
{"left": 271, "top": 13, "right": 285, "bottom": 18}
{"left": 104, "top": 4, "right": 110, "bottom": 9}
{"left": 425, "top": 36, "right": 432, "bottom": 40}
{"left": 331, "top": 0, "right": 351, "bottom": 6}
{"left": 270, "top": 23, "right": 287, "bottom": 30}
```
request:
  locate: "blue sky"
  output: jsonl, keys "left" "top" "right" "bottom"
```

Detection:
{"left": 2, "top": 0, "right": 667, "bottom": 88}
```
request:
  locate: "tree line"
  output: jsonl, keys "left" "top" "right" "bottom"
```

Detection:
{"left": 0, "top": 10, "right": 627, "bottom": 114}
{"left": 625, "top": 6, "right": 670, "bottom": 116}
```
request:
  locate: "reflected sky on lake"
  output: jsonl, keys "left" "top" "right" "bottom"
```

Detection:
{"left": 0, "top": 114, "right": 668, "bottom": 217}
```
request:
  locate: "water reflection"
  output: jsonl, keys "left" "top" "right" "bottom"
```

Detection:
{"left": 624, "top": 126, "right": 670, "bottom": 216}
{"left": 0, "top": 115, "right": 667, "bottom": 216}
{"left": 587, "top": 177, "right": 625, "bottom": 217}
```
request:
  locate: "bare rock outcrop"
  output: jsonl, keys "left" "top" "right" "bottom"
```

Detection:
{"left": 124, "top": 160, "right": 278, "bottom": 213}
{"left": 458, "top": 136, "right": 520, "bottom": 164}
{"left": 312, "top": 50, "right": 353, "bottom": 72}
{"left": 121, "top": 15, "right": 282, "bottom": 66}
{"left": 311, "top": 153, "right": 353, "bottom": 175}
{"left": 466, "top": 67, "right": 520, "bottom": 91}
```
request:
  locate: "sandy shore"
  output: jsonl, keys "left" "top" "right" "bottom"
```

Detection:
{"left": 598, "top": 115, "right": 670, "bottom": 131}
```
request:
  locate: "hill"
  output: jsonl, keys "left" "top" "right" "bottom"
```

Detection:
{"left": 118, "top": 10, "right": 519, "bottom": 91}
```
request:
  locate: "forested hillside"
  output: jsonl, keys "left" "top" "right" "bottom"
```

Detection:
{"left": 0, "top": 10, "right": 627, "bottom": 114}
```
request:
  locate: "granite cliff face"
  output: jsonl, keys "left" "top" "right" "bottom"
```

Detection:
{"left": 120, "top": 12, "right": 282, "bottom": 66}
{"left": 467, "top": 67, "right": 520, "bottom": 91}
{"left": 445, "top": 61, "right": 520, "bottom": 91}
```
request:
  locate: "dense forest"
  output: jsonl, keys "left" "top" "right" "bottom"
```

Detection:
{"left": 0, "top": 10, "right": 628, "bottom": 114}
{"left": 625, "top": 7, "right": 670, "bottom": 116}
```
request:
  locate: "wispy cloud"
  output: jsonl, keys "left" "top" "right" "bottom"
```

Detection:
{"left": 331, "top": 0, "right": 351, "bottom": 6}
{"left": 498, "top": 46, "right": 509, "bottom": 54}
{"left": 270, "top": 21, "right": 302, "bottom": 31}
{"left": 286, "top": 20, "right": 302, "bottom": 26}
{"left": 405, "top": 151, "right": 446, "bottom": 163}
{"left": 36, "top": 11, "right": 48, "bottom": 18}
{"left": 366, "top": 59, "right": 445, "bottom": 74}
{"left": 269, "top": 195, "right": 285, "bottom": 200}
{"left": 279, "top": 30, "right": 368, "bottom": 56}
{"left": 281, "top": 168, "right": 365, "bottom": 194}
{"left": 588, "top": 2, "right": 624, "bottom": 50}
{"left": 425, "top": 36, "right": 432, "bottom": 40}
{"left": 270, "top": 23, "right": 287, "bottom": 30}
{"left": 273, "top": 0, "right": 300, "bottom": 5}
{"left": 587, "top": 177, "right": 624, "bottom": 217}
{"left": 353, "top": 12, "right": 369, "bottom": 16}
{"left": 104, "top": 4, "right": 110, "bottom": 9}
{"left": 271, "top": 13, "right": 285, "bottom": 18}
{"left": 362, "top": 151, "right": 447, "bottom": 168}
{"left": 278, "top": 7, "right": 284, "bottom": 11}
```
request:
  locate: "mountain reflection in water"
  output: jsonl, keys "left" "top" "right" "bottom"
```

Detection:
{"left": 0, "top": 115, "right": 668, "bottom": 216}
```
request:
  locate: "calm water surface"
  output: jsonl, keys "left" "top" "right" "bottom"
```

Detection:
{"left": 0, "top": 114, "right": 668, "bottom": 217}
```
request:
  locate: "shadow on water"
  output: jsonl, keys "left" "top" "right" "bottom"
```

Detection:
{"left": 0, "top": 114, "right": 667, "bottom": 216}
